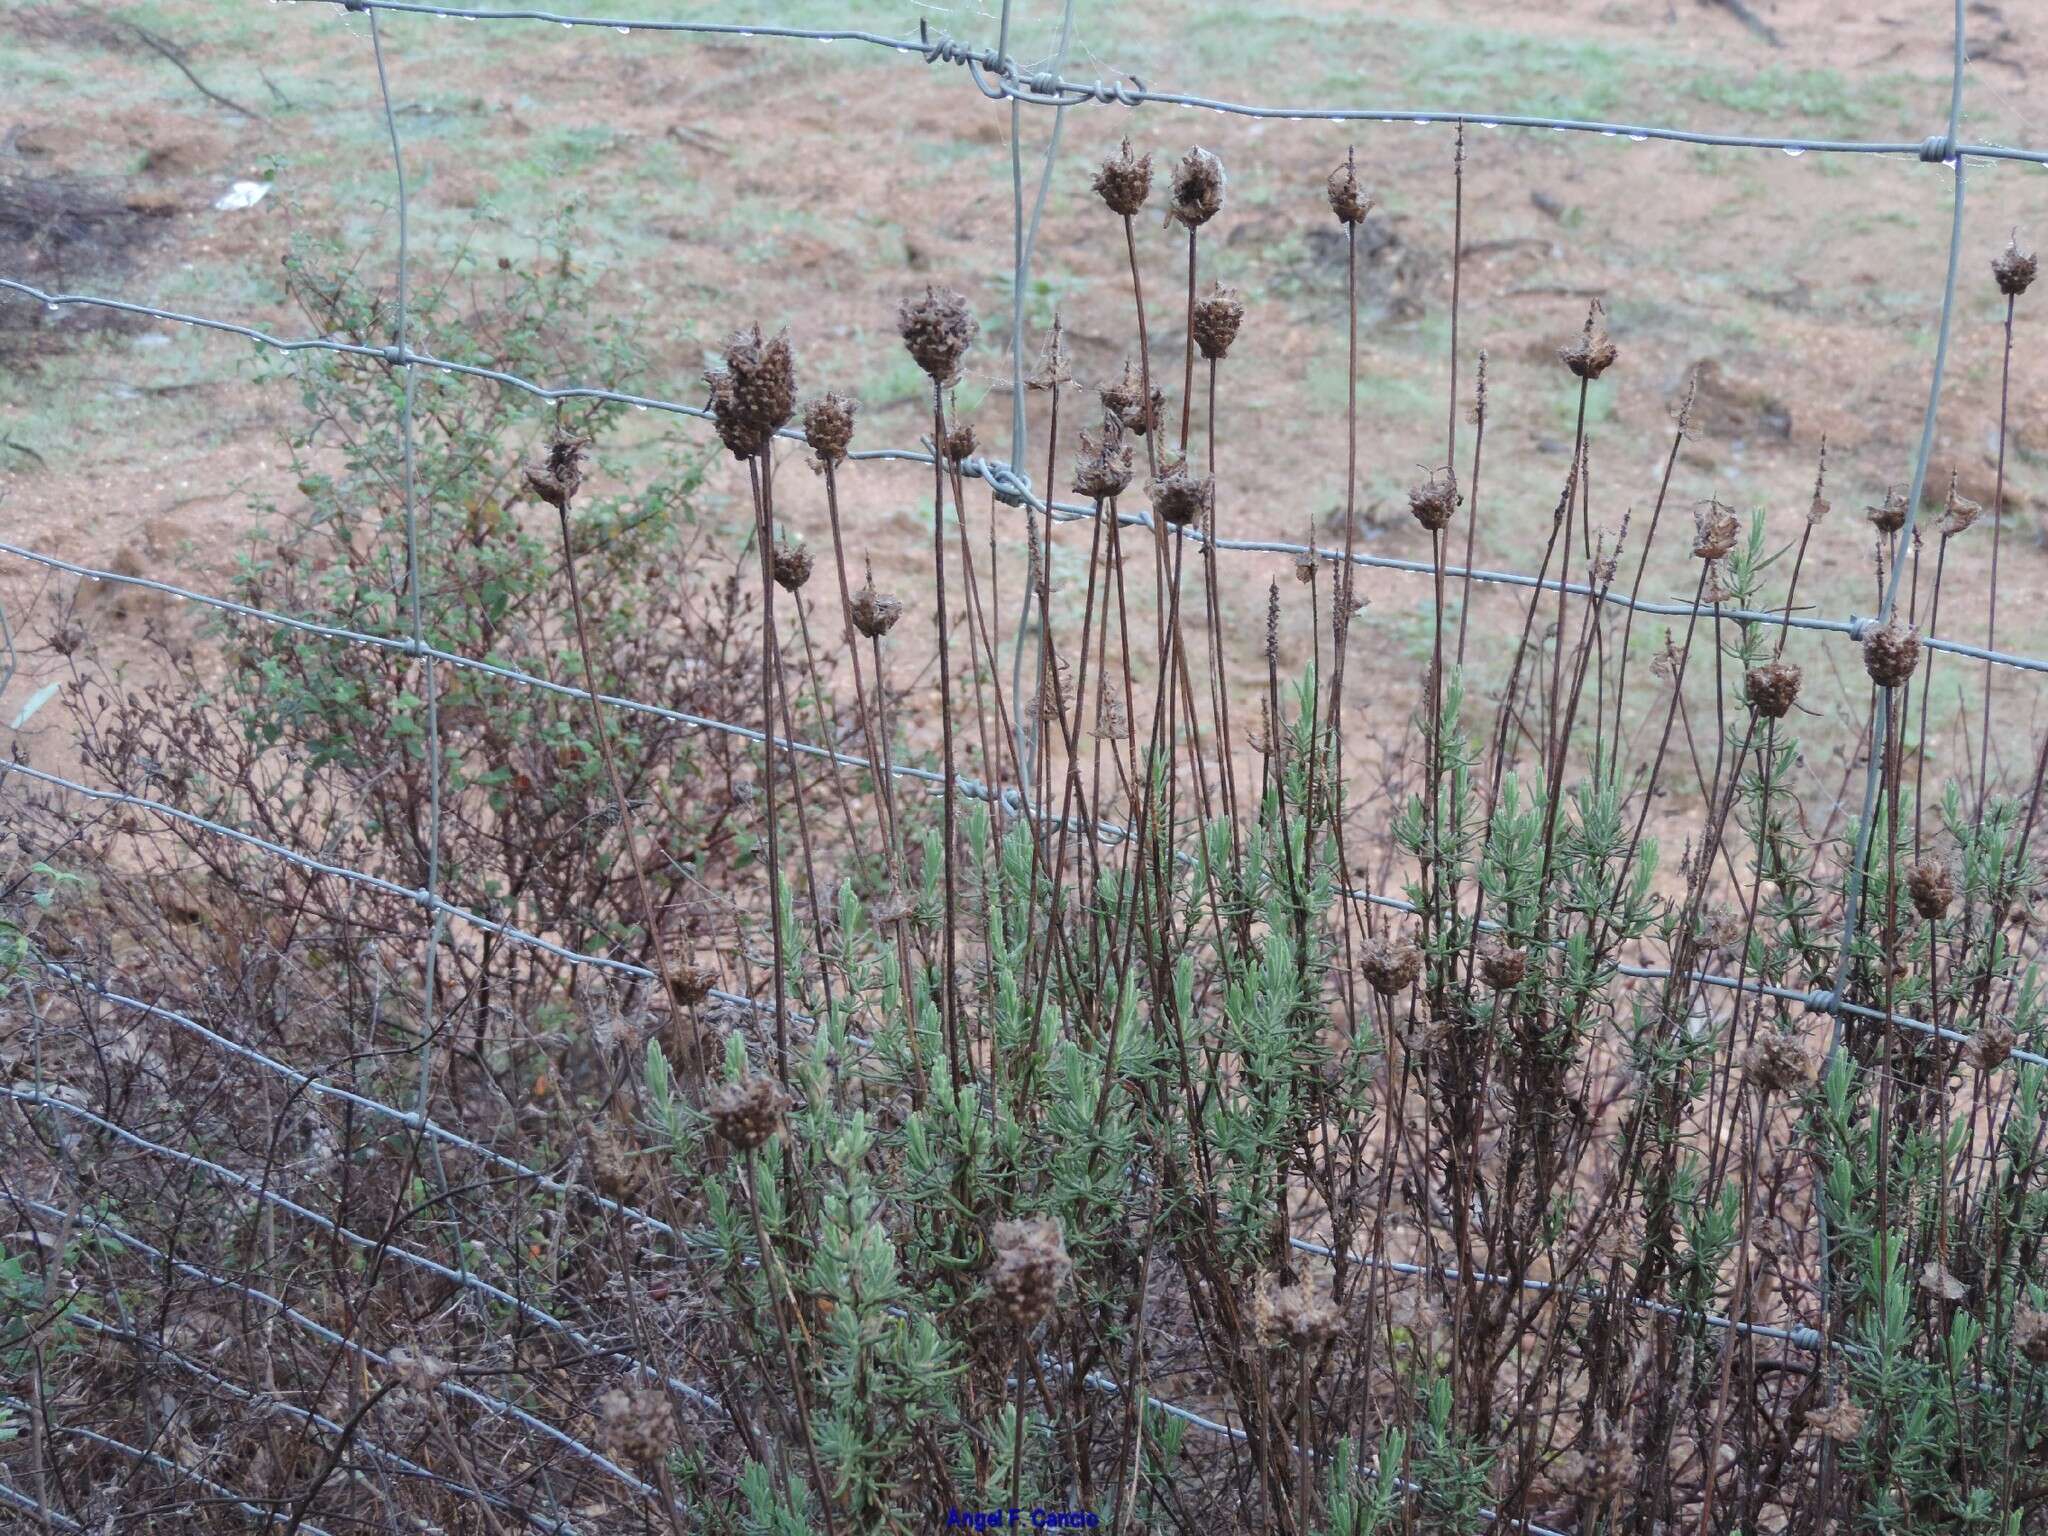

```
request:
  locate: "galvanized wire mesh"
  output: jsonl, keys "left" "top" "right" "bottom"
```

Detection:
{"left": 1, "top": 0, "right": 2040, "bottom": 1529}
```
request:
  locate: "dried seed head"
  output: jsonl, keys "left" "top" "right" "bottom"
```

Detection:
{"left": 1744, "top": 1031, "right": 1819, "bottom": 1096}
{"left": 1649, "top": 630, "right": 1684, "bottom": 683}
{"left": 1293, "top": 551, "right": 1319, "bottom": 585}
{"left": 1969, "top": 1018, "right": 2017, "bottom": 1071}
{"left": 1808, "top": 494, "right": 1832, "bottom": 526}
{"left": 1167, "top": 146, "right": 1225, "bottom": 229}
{"left": 1807, "top": 1395, "right": 1866, "bottom": 1443}
{"left": 524, "top": 433, "right": 589, "bottom": 511}
{"left": 1743, "top": 659, "right": 1803, "bottom": 720}
{"left": 1092, "top": 138, "right": 1153, "bottom": 216}
{"left": 1272, "top": 1269, "right": 1341, "bottom": 1348}
{"left": 705, "top": 325, "right": 797, "bottom": 460}
{"left": 802, "top": 393, "right": 858, "bottom": 469}
{"left": 1479, "top": 941, "right": 1526, "bottom": 991}
{"left": 1037, "top": 653, "right": 1073, "bottom": 723}
{"left": 943, "top": 419, "right": 977, "bottom": 465}
{"left": 1560, "top": 300, "right": 1617, "bottom": 381}
{"left": 1906, "top": 858, "right": 1955, "bottom": 921}
{"left": 2013, "top": 1304, "right": 2048, "bottom": 1364}
{"left": 1862, "top": 617, "right": 1920, "bottom": 688}
{"left": 1692, "top": 500, "right": 1739, "bottom": 560}
{"left": 1192, "top": 282, "right": 1246, "bottom": 360}
{"left": 586, "top": 1128, "right": 647, "bottom": 1202}
{"left": 1361, "top": 933, "right": 1423, "bottom": 998}
{"left": 668, "top": 961, "right": 720, "bottom": 1009}
{"left": 707, "top": 1074, "right": 788, "bottom": 1151}
{"left": 1698, "top": 905, "right": 1745, "bottom": 958}
{"left": 850, "top": 562, "right": 904, "bottom": 639}
{"left": 1407, "top": 467, "right": 1462, "bottom": 532}
{"left": 1326, "top": 149, "right": 1372, "bottom": 226}
{"left": 1071, "top": 418, "right": 1135, "bottom": 500}
{"left": 989, "top": 1216, "right": 1071, "bottom": 1327}
{"left": 773, "top": 539, "right": 814, "bottom": 593}
{"left": 1940, "top": 479, "right": 1982, "bottom": 537}
{"left": 1094, "top": 684, "right": 1130, "bottom": 740}
{"left": 1150, "top": 455, "right": 1215, "bottom": 527}
{"left": 1700, "top": 562, "right": 1738, "bottom": 607}
{"left": 1993, "top": 232, "right": 2038, "bottom": 297}
{"left": 593, "top": 1384, "right": 672, "bottom": 1468}
{"left": 1866, "top": 486, "right": 1909, "bottom": 536}
{"left": 1028, "top": 322, "right": 1073, "bottom": 392}
{"left": 1576, "top": 1418, "right": 1638, "bottom": 1502}
{"left": 1100, "top": 358, "right": 1165, "bottom": 436}
{"left": 1917, "top": 1259, "right": 1968, "bottom": 1302}
{"left": 897, "top": 286, "right": 977, "bottom": 385}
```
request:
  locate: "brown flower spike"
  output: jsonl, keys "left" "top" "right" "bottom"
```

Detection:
{"left": 1327, "top": 148, "right": 1372, "bottom": 226}
{"left": 707, "top": 1074, "right": 789, "bottom": 1151}
{"left": 802, "top": 393, "right": 858, "bottom": 469}
{"left": 705, "top": 325, "right": 797, "bottom": 460}
{"left": 1560, "top": 301, "right": 1618, "bottom": 380}
{"left": 1093, "top": 139, "right": 1153, "bottom": 216}
{"left": 1361, "top": 934, "right": 1423, "bottom": 998}
{"left": 990, "top": 1217, "right": 1071, "bottom": 1327}
{"left": 1993, "top": 233, "right": 2037, "bottom": 297}
{"left": 1862, "top": 617, "right": 1921, "bottom": 689}
{"left": 1744, "top": 659, "right": 1803, "bottom": 720}
{"left": 1167, "top": 146, "right": 1225, "bottom": 229}
{"left": 898, "top": 286, "right": 977, "bottom": 385}
{"left": 1192, "top": 282, "right": 1246, "bottom": 361}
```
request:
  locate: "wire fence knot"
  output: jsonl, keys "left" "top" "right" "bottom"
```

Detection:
{"left": 966, "top": 456, "right": 1034, "bottom": 507}
{"left": 1919, "top": 134, "right": 1956, "bottom": 163}
{"left": 1804, "top": 987, "right": 1840, "bottom": 1014}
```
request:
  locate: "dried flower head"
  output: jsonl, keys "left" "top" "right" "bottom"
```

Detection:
{"left": 772, "top": 539, "right": 814, "bottom": 593}
{"left": 943, "top": 420, "right": 977, "bottom": 465}
{"left": 1192, "top": 282, "right": 1245, "bottom": 360}
{"left": 705, "top": 326, "right": 797, "bottom": 460}
{"left": 1150, "top": 455, "right": 1215, "bottom": 527}
{"left": 1100, "top": 358, "right": 1165, "bottom": 437}
{"left": 1326, "top": 149, "right": 1372, "bottom": 226}
{"left": 593, "top": 1384, "right": 672, "bottom": 1467}
{"left": 1866, "top": 486, "right": 1909, "bottom": 536}
{"left": 1744, "top": 659, "right": 1803, "bottom": 720}
{"left": 1361, "top": 933, "right": 1423, "bottom": 998}
{"left": 1906, "top": 858, "right": 1955, "bottom": 921}
{"left": 1649, "top": 630, "right": 1684, "bottom": 683}
{"left": 1027, "top": 323, "right": 1072, "bottom": 392}
{"left": 667, "top": 961, "right": 720, "bottom": 1009}
{"left": 1993, "top": 232, "right": 2038, "bottom": 298}
{"left": 898, "top": 286, "right": 977, "bottom": 385}
{"left": 525, "top": 433, "right": 589, "bottom": 511}
{"left": 1744, "top": 1031, "right": 1819, "bottom": 1095}
{"left": 1862, "top": 617, "right": 1921, "bottom": 688}
{"left": 1692, "top": 500, "right": 1739, "bottom": 561}
{"left": 803, "top": 393, "right": 858, "bottom": 469}
{"left": 1576, "top": 1417, "right": 1638, "bottom": 1502}
{"left": 1969, "top": 1018, "right": 2017, "bottom": 1072}
{"left": 1479, "top": 941, "right": 1526, "bottom": 991}
{"left": 1940, "top": 480, "right": 1981, "bottom": 537}
{"left": 850, "top": 562, "right": 904, "bottom": 640}
{"left": 1560, "top": 300, "right": 1617, "bottom": 381}
{"left": 1807, "top": 1395, "right": 1867, "bottom": 1443}
{"left": 1092, "top": 138, "right": 1153, "bottom": 216}
{"left": 1698, "top": 905, "right": 1745, "bottom": 958}
{"left": 1094, "top": 684, "right": 1130, "bottom": 740}
{"left": 707, "top": 1074, "right": 788, "bottom": 1151}
{"left": 1407, "top": 467, "right": 1462, "bottom": 532}
{"left": 2014, "top": 1304, "right": 2048, "bottom": 1364}
{"left": 387, "top": 1347, "right": 450, "bottom": 1395}
{"left": 1293, "top": 551, "right": 1319, "bottom": 584}
{"left": 1167, "top": 146, "right": 1225, "bottom": 229}
{"left": 1071, "top": 418, "right": 1135, "bottom": 500}
{"left": 1037, "top": 653, "right": 1072, "bottom": 724}
{"left": 1272, "top": 1268, "right": 1341, "bottom": 1348}
{"left": 990, "top": 1216, "right": 1071, "bottom": 1327}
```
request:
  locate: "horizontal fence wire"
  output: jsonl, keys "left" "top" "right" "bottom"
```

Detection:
{"left": 3, "top": 0, "right": 2040, "bottom": 1527}
{"left": 7, "top": 279, "right": 2048, "bottom": 677}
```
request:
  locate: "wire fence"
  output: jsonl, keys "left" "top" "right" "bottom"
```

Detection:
{"left": 1, "top": 0, "right": 2041, "bottom": 1529}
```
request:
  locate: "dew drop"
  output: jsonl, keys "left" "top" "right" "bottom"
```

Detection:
{"left": 1782, "top": 146, "right": 1805, "bottom": 157}
{"left": 1628, "top": 134, "right": 1648, "bottom": 143}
